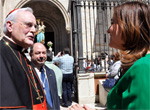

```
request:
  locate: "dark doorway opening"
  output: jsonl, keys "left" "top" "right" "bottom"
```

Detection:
{"left": 45, "top": 32, "right": 54, "bottom": 52}
{"left": 34, "top": 32, "right": 54, "bottom": 52}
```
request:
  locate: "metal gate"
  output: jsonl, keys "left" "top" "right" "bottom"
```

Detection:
{"left": 71, "top": 0, "right": 150, "bottom": 102}
{"left": 71, "top": 0, "right": 150, "bottom": 74}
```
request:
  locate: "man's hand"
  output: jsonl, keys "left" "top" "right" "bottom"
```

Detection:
{"left": 56, "top": 52, "right": 61, "bottom": 57}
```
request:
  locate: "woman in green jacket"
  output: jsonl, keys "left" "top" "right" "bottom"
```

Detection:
{"left": 107, "top": 1, "right": 150, "bottom": 109}
{"left": 70, "top": 1, "right": 150, "bottom": 110}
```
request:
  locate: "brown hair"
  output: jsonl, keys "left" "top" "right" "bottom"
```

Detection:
{"left": 113, "top": 52, "right": 121, "bottom": 62}
{"left": 113, "top": 1, "right": 150, "bottom": 73}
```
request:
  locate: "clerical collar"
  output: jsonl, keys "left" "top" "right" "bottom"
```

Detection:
{"left": 3, "top": 36, "right": 25, "bottom": 52}
{"left": 4, "top": 35, "right": 15, "bottom": 43}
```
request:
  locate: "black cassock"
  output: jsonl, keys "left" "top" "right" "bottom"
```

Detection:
{"left": 0, "top": 36, "right": 47, "bottom": 109}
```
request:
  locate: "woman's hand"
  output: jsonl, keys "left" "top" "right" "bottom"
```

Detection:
{"left": 69, "top": 104, "right": 95, "bottom": 110}
{"left": 69, "top": 104, "right": 85, "bottom": 110}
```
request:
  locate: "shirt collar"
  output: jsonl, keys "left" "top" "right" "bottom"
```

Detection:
{"left": 32, "top": 63, "right": 45, "bottom": 71}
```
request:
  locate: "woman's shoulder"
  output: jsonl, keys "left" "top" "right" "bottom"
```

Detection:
{"left": 124, "top": 54, "right": 150, "bottom": 78}
{"left": 132, "top": 54, "right": 150, "bottom": 67}
{"left": 114, "top": 60, "right": 122, "bottom": 65}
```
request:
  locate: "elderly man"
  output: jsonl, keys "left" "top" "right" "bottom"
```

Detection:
{"left": 30, "top": 43, "right": 60, "bottom": 110}
{"left": 0, "top": 8, "right": 47, "bottom": 109}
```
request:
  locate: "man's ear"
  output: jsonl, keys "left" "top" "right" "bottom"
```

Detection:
{"left": 6, "top": 21, "right": 13, "bottom": 32}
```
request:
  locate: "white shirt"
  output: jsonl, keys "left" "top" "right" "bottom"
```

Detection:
{"left": 34, "top": 65, "right": 49, "bottom": 89}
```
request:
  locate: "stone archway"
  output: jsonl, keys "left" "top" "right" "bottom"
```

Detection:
{"left": 14, "top": 0, "right": 71, "bottom": 54}
{"left": 15, "top": 0, "right": 71, "bottom": 33}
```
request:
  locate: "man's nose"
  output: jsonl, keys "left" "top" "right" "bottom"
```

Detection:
{"left": 30, "top": 25, "right": 37, "bottom": 33}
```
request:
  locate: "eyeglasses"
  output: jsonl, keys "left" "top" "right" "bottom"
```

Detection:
{"left": 17, "top": 21, "right": 38, "bottom": 32}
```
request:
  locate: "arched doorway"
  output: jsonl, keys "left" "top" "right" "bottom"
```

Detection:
{"left": 15, "top": 0, "right": 71, "bottom": 55}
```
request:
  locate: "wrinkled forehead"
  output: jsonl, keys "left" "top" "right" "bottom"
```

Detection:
{"left": 16, "top": 11, "right": 36, "bottom": 23}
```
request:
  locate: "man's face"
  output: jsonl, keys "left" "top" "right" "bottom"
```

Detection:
{"left": 31, "top": 43, "right": 47, "bottom": 67}
{"left": 8, "top": 11, "right": 37, "bottom": 49}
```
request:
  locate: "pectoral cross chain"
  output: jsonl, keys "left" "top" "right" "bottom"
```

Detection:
{"left": 36, "top": 91, "right": 44, "bottom": 107}
{"left": 36, "top": 95, "right": 44, "bottom": 107}
{"left": 36, "top": 95, "right": 43, "bottom": 100}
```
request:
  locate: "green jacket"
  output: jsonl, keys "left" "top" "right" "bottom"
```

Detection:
{"left": 107, "top": 54, "right": 150, "bottom": 109}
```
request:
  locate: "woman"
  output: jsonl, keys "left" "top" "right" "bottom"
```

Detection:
{"left": 70, "top": 1, "right": 150, "bottom": 110}
{"left": 107, "top": 1, "right": 150, "bottom": 109}
{"left": 106, "top": 52, "right": 121, "bottom": 80}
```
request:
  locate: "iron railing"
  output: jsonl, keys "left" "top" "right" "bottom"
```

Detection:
{"left": 71, "top": 0, "right": 150, "bottom": 73}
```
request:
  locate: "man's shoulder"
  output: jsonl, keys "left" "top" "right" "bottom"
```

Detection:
{"left": 0, "top": 37, "right": 5, "bottom": 46}
{"left": 45, "top": 65, "right": 55, "bottom": 74}
{"left": 45, "top": 65, "right": 52, "bottom": 70}
{"left": 65, "top": 54, "right": 74, "bottom": 59}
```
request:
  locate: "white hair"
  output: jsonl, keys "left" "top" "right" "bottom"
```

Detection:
{"left": 3, "top": 7, "right": 33, "bottom": 35}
